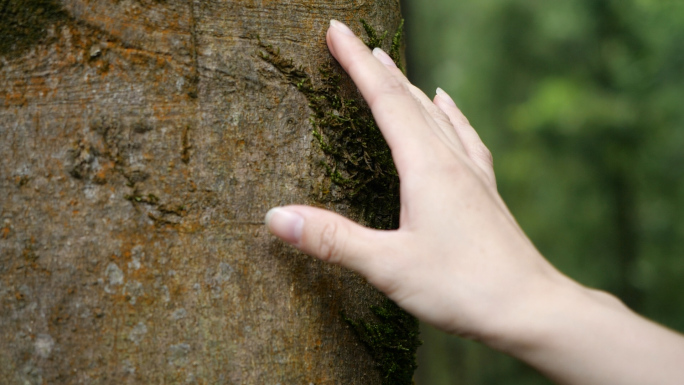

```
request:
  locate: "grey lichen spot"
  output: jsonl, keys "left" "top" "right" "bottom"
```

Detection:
{"left": 168, "top": 343, "right": 191, "bottom": 367}
{"left": 216, "top": 262, "right": 233, "bottom": 283}
{"left": 205, "top": 262, "right": 233, "bottom": 297}
{"left": 175, "top": 77, "right": 186, "bottom": 92}
{"left": 131, "top": 245, "right": 145, "bottom": 261}
{"left": 104, "top": 262, "right": 124, "bottom": 293}
{"left": 34, "top": 334, "right": 54, "bottom": 358}
{"left": 128, "top": 247, "right": 144, "bottom": 271}
{"left": 186, "top": 373, "right": 197, "bottom": 384}
{"left": 124, "top": 280, "right": 143, "bottom": 305}
{"left": 122, "top": 360, "right": 136, "bottom": 375}
{"left": 172, "top": 308, "right": 187, "bottom": 321}
{"left": 19, "top": 363, "right": 43, "bottom": 385}
{"left": 128, "top": 257, "right": 141, "bottom": 271}
{"left": 161, "top": 285, "right": 171, "bottom": 303}
{"left": 128, "top": 322, "right": 147, "bottom": 345}
{"left": 105, "top": 263, "right": 124, "bottom": 285}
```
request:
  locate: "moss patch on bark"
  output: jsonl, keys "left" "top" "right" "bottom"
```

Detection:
{"left": 343, "top": 299, "right": 421, "bottom": 385}
{"left": 361, "top": 18, "right": 404, "bottom": 73}
{"left": 258, "top": 42, "right": 400, "bottom": 229}
{"left": 258, "top": 20, "right": 419, "bottom": 385}
{"left": 0, "top": 0, "right": 70, "bottom": 58}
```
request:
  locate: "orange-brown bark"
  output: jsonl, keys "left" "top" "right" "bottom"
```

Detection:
{"left": 0, "top": 0, "right": 408, "bottom": 383}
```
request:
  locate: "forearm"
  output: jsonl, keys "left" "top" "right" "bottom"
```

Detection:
{"left": 491, "top": 281, "right": 684, "bottom": 385}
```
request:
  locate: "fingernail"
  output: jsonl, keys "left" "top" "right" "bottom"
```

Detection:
{"left": 265, "top": 207, "right": 304, "bottom": 244}
{"left": 436, "top": 87, "right": 457, "bottom": 107}
{"left": 372, "top": 48, "right": 397, "bottom": 68}
{"left": 330, "top": 20, "right": 356, "bottom": 37}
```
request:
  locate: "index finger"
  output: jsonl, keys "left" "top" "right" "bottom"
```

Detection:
{"left": 326, "top": 20, "right": 449, "bottom": 172}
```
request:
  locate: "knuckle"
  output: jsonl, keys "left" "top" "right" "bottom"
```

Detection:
{"left": 408, "top": 84, "right": 425, "bottom": 98}
{"left": 316, "top": 222, "right": 344, "bottom": 264}
{"left": 433, "top": 110, "right": 453, "bottom": 127}
{"left": 368, "top": 76, "right": 409, "bottom": 109}
{"left": 472, "top": 143, "right": 494, "bottom": 166}
{"left": 419, "top": 92, "right": 450, "bottom": 120}
{"left": 380, "top": 75, "right": 409, "bottom": 95}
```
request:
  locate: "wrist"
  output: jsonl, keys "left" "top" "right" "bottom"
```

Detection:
{"left": 480, "top": 274, "right": 684, "bottom": 385}
{"left": 480, "top": 274, "right": 627, "bottom": 355}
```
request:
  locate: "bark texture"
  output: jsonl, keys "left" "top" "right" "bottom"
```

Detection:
{"left": 0, "top": 0, "right": 413, "bottom": 384}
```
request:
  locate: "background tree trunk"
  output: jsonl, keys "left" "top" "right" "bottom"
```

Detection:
{"left": 0, "top": 0, "right": 415, "bottom": 384}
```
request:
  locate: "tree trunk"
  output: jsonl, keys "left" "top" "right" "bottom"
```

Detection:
{"left": 0, "top": 0, "right": 418, "bottom": 384}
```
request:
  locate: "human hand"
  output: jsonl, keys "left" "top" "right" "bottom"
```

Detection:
{"left": 264, "top": 20, "right": 684, "bottom": 385}
{"left": 265, "top": 19, "right": 571, "bottom": 345}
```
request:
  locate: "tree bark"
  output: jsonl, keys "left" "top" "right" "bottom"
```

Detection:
{"left": 0, "top": 0, "right": 416, "bottom": 384}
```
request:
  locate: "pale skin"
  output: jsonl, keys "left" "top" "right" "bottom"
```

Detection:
{"left": 265, "top": 20, "right": 684, "bottom": 384}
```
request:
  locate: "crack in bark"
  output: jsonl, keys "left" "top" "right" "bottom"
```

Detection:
{"left": 187, "top": 0, "right": 200, "bottom": 100}
{"left": 181, "top": 125, "right": 192, "bottom": 164}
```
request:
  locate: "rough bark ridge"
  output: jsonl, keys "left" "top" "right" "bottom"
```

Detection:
{"left": 0, "top": 0, "right": 415, "bottom": 384}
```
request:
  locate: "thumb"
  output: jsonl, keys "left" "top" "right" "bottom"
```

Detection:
{"left": 265, "top": 205, "right": 382, "bottom": 273}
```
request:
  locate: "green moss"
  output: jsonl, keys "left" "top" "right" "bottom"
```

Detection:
{"left": 389, "top": 19, "right": 405, "bottom": 73}
{"left": 361, "top": 19, "right": 389, "bottom": 51}
{"left": 0, "top": 0, "right": 70, "bottom": 58}
{"left": 124, "top": 193, "right": 159, "bottom": 205}
{"left": 258, "top": 21, "right": 405, "bottom": 229}
{"left": 343, "top": 299, "right": 421, "bottom": 385}
{"left": 258, "top": 20, "right": 419, "bottom": 385}
{"left": 361, "top": 18, "right": 405, "bottom": 73}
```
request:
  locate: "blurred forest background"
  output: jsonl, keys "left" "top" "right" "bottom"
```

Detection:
{"left": 400, "top": 0, "right": 684, "bottom": 384}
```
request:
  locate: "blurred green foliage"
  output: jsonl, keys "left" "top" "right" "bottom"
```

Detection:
{"left": 402, "top": 0, "right": 684, "bottom": 384}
